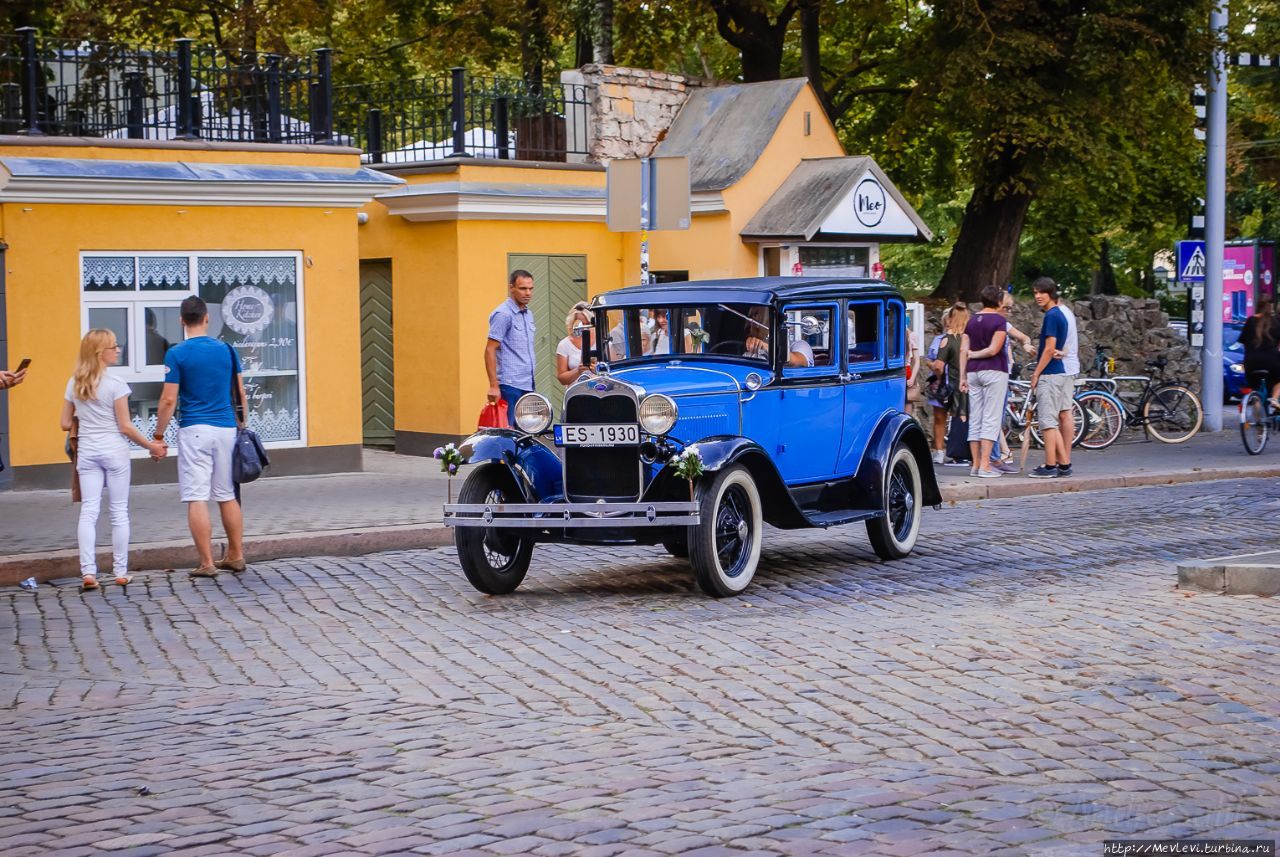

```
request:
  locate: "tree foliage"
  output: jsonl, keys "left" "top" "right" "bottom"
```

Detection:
{"left": 15, "top": 0, "right": 1280, "bottom": 300}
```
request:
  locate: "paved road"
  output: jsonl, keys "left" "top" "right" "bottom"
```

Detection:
{"left": 2, "top": 480, "right": 1279, "bottom": 855}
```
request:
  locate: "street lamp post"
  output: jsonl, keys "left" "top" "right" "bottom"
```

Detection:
{"left": 1202, "top": 1, "right": 1228, "bottom": 429}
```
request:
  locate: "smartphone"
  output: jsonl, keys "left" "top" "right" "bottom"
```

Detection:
{"left": 15, "top": 358, "right": 30, "bottom": 372}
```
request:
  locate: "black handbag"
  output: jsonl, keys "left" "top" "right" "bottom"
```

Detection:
{"left": 925, "top": 372, "right": 954, "bottom": 409}
{"left": 225, "top": 343, "right": 269, "bottom": 485}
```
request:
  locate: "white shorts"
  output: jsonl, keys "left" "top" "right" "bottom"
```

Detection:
{"left": 177, "top": 425, "right": 237, "bottom": 503}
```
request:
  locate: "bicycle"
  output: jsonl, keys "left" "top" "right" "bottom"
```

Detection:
{"left": 1075, "top": 345, "right": 1204, "bottom": 444}
{"left": 1005, "top": 379, "right": 1088, "bottom": 449}
{"left": 1240, "top": 370, "right": 1280, "bottom": 454}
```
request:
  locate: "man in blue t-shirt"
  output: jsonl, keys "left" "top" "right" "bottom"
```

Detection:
{"left": 1029, "top": 277, "right": 1074, "bottom": 479}
{"left": 153, "top": 295, "right": 248, "bottom": 577}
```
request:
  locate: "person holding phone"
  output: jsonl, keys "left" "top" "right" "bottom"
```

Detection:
{"left": 60, "top": 330, "right": 166, "bottom": 590}
{"left": 0, "top": 357, "right": 29, "bottom": 389}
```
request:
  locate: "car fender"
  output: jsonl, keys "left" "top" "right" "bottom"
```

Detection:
{"left": 664, "top": 436, "right": 809, "bottom": 529}
{"left": 854, "top": 414, "right": 943, "bottom": 509}
{"left": 459, "top": 429, "right": 564, "bottom": 502}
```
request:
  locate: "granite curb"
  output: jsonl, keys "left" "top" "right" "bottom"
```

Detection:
{"left": 6, "top": 465, "right": 1279, "bottom": 586}
{"left": 1177, "top": 550, "right": 1280, "bottom": 597}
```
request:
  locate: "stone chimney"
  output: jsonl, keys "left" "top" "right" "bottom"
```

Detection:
{"left": 561, "top": 64, "right": 708, "bottom": 164}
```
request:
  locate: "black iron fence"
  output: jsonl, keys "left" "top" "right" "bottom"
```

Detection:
{"left": 335, "top": 68, "right": 591, "bottom": 164}
{"left": 0, "top": 30, "right": 593, "bottom": 163}
{"left": 0, "top": 29, "right": 335, "bottom": 143}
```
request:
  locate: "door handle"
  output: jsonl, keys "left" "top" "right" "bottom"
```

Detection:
{"left": 840, "top": 372, "right": 860, "bottom": 382}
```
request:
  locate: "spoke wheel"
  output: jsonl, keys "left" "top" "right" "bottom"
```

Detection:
{"left": 689, "top": 465, "right": 762, "bottom": 597}
{"left": 1143, "top": 383, "right": 1203, "bottom": 444}
{"left": 866, "top": 444, "right": 922, "bottom": 560}
{"left": 1076, "top": 391, "right": 1124, "bottom": 450}
{"left": 455, "top": 464, "right": 534, "bottom": 595}
{"left": 1240, "top": 392, "right": 1269, "bottom": 455}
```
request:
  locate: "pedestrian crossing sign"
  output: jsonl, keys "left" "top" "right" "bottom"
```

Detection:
{"left": 1177, "top": 240, "right": 1206, "bottom": 282}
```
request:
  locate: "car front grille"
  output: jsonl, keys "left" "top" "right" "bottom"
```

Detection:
{"left": 564, "top": 393, "right": 641, "bottom": 501}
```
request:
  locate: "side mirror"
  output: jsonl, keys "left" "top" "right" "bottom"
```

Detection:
{"left": 799, "top": 315, "right": 826, "bottom": 337}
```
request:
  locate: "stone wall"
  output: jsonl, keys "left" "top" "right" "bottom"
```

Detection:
{"left": 566, "top": 65, "right": 708, "bottom": 163}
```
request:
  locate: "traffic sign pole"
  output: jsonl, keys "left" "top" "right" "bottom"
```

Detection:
{"left": 639, "top": 158, "right": 652, "bottom": 285}
{"left": 1202, "top": 0, "right": 1228, "bottom": 429}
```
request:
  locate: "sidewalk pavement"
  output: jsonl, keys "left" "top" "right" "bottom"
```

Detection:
{"left": 3, "top": 431, "right": 1279, "bottom": 585}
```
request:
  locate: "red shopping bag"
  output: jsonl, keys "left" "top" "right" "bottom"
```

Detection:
{"left": 478, "top": 399, "right": 508, "bottom": 429}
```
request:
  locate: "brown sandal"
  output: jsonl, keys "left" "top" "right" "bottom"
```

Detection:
{"left": 81, "top": 576, "right": 99, "bottom": 591}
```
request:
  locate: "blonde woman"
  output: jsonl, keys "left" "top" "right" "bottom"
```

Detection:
{"left": 555, "top": 302, "right": 596, "bottom": 385}
{"left": 59, "top": 329, "right": 166, "bottom": 589}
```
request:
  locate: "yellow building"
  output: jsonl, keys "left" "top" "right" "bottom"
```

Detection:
{"left": 0, "top": 137, "right": 401, "bottom": 488}
{"left": 0, "top": 64, "right": 930, "bottom": 488}
{"left": 357, "top": 76, "right": 931, "bottom": 453}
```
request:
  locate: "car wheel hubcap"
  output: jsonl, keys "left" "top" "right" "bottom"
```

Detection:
{"left": 888, "top": 461, "right": 915, "bottom": 543}
{"left": 715, "top": 485, "right": 751, "bottom": 578}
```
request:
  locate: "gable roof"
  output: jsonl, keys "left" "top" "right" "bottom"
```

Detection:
{"left": 653, "top": 78, "right": 808, "bottom": 192}
{"left": 740, "top": 156, "right": 933, "bottom": 243}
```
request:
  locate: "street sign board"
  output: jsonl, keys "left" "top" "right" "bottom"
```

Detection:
{"left": 1177, "top": 240, "right": 1207, "bottom": 283}
{"left": 1188, "top": 283, "right": 1205, "bottom": 347}
{"left": 606, "top": 160, "right": 643, "bottom": 232}
{"left": 606, "top": 157, "right": 690, "bottom": 232}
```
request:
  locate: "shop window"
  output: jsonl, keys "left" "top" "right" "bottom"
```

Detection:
{"left": 80, "top": 252, "right": 306, "bottom": 454}
{"left": 799, "top": 246, "right": 869, "bottom": 277}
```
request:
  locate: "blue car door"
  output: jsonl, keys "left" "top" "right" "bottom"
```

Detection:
{"left": 774, "top": 302, "right": 844, "bottom": 483}
{"left": 837, "top": 299, "right": 904, "bottom": 478}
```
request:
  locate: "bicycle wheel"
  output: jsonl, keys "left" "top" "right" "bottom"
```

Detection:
{"left": 1077, "top": 391, "right": 1124, "bottom": 450}
{"left": 1070, "top": 397, "right": 1088, "bottom": 447}
{"left": 1143, "top": 383, "right": 1203, "bottom": 443}
{"left": 1240, "top": 392, "right": 1268, "bottom": 455}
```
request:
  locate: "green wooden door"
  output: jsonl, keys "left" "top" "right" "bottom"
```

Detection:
{"left": 508, "top": 254, "right": 587, "bottom": 416}
{"left": 360, "top": 260, "right": 395, "bottom": 448}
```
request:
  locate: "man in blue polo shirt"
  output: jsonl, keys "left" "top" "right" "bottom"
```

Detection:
{"left": 153, "top": 295, "right": 248, "bottom": 576}
{"left": 484, "top": 269, "right": 537, "bottom": 427}
{"left": 1029, "top": 277, "right": 1074, "bottom": 478}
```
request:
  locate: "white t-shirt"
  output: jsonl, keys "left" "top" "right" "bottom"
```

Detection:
{"left": 1058, "top": 303, "right": 1080, "bottom": 375}
{"left": 556, "top": 336, "right": 582, "bottom": 371}
{"left": 65, "top": 374, "right": 131, "bottom": 453}
{"left": 789, "top": 339, "right": 815, "bottom": 367}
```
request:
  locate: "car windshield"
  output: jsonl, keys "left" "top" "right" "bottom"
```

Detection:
{"left": 596, "top": 304, "right": 773, "bottom": 363}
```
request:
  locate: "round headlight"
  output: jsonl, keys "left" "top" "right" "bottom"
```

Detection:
{"left": 514, "top": 393, "right": 552, "bottom": 434}
{"left": 1230, "top": 363, "right": 1245, "bottom": 374}
{"left": 639, "top": 394, "right": 678, "bottom": 435}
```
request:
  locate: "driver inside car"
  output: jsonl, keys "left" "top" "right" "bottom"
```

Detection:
{"left": 744, "top": 307, "right": 814, "bottom": 367}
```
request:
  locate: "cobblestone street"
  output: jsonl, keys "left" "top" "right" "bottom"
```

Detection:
{"left": 2, "top": 479, "right": 1279, "bottom": 856}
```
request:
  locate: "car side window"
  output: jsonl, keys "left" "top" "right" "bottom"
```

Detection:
{"left": 885, "top": 301, "right": 905, "bottom": 368}
{"left": 847, "top": 302, "right": 883, "bottom": 368}
{"left": 781, "top": 305, "right": 836, "bottom": 371}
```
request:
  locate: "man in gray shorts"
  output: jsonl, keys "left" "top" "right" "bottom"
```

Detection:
{"left": 1028, "top": 277, "right": 1075, "bottom": 478}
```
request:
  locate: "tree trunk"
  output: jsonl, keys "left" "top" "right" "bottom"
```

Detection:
{"left": 1090, "top": 239, "right": 1118, "bottom": 295}
{"left": 799, "top": 0, "right": 831, "bottom": 116}
{"left": 594, "top": 0, "right": 614, "bottom": 64}
{"left": 709, "top": 0, "right": 795, "bottom": 82}
{"left": 521, "top": 0, "right": 549, "bottom": 95}
{"left": 932, "top": 188, "right": 1034, "bottom": 302}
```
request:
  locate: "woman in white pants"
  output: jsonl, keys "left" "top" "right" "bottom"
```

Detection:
{"left": 60, "top": 329, "right": 166, "bottom": 590}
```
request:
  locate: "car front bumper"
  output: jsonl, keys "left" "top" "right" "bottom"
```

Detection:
{"left": 443, "top": 501, "right": 700, "bottom": 528}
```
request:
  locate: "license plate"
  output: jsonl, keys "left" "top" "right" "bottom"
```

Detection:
{"left": 554, "top": 423, "right": 640, "bottom": 447}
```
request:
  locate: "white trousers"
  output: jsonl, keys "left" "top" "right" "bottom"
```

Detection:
{"left": 77, "top": 445, "right": 131, "bottom": 577}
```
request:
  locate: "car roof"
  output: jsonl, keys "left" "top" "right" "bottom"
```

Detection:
{"left": 592, "top": 276, "right": 903, "bottom": 308}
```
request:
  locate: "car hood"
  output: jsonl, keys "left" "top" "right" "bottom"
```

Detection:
{"left": 606, "top": 362, "right": 771, "bottom": 397}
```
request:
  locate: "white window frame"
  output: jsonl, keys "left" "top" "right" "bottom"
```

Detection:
{"left": 79, "top": 250, "right": 308, "bottom": 455}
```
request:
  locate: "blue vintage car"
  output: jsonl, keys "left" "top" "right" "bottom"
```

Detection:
{"left": 443, "top": 277, "right": 942, "bottom": 597}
